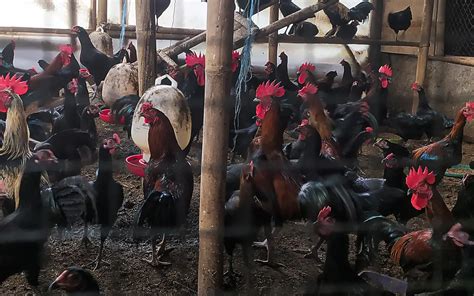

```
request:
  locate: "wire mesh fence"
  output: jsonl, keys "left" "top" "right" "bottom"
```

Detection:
{"left": 445, "top": 0, "right": 474, "bottom": 57}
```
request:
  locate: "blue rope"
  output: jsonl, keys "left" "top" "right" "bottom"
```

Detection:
{"left": 119, "top": 0, "right": 128, "bottom": 49}
{"left": 233, "top": 0, "right": 259, "bottom": 139}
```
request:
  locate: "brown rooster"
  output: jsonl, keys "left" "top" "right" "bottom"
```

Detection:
{"left": 410, "top": 102, "right": 474, "bottom": 184}
{"left": 363, "top": 167, "right": 473, "bottom": 294}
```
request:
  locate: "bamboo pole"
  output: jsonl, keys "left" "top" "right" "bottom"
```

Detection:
{"left": 412, "top": 0, "right": 435, "bottom": 114}
{"left": 268, "top": 35, "right": 420, "bottom": 47}
{"left": 434, "top": 0, "right": 446, "bottom": 56}
{"left": 89, "top": 0, "right": 97, "bottom": 30}
{"left": 97, "top": 0, "right": 107, "bottom": 25}
{"left": 135, "top": 0, "right": 157, "bottom": 96}
{"left": 120, "top": 0, "right": 129, "bottom": 46}
{"left": 68, "top": 0, "right": 78, "bottom": 46}
{"left": 104, "top": 23, "right": 204, "bottom": 36}
{"left": 198, "top": 0, "right": 234, "bottom": 294}
{"left": 268, "top": 3, "right": 279, "bottom": 65}
{"left": 368, "top": 0, "right": 383, "bottom": 67}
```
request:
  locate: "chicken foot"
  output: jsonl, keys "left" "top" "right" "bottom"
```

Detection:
{"left": 81, "top": 223, "right": 92, "bottom": 249}
{"left": 84, "top": 239, "right": 110, "bottom": 271}
{"left": 142, "top": 234, "right": 174, "bottom": 267}
{"left": 293, "top": 237, "right": 324, "bottom": 262}
{"left": 253, "top": 226, "right": 285, "bottom": 269}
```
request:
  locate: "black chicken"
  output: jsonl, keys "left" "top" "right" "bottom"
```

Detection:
{"left": 52, "top": 80, "right": 81, "bottom": 134}
{"left": 336, "top": 20, "right": 359, "bottom": 40}
{"left": 0, "top": 149, "right": 57, "bottom": 287}
{"left": 320, "top": 0, "right": 374, "bottom": 37}
{"left": 276, "top": 52, "right": 298, "bottom": 91}
{"left": 71, "top": 26, "right": 118, "bottom": 89}
{"left": 154, "top": 0, "right": 171, "bottom": 20}
{"left": 388, "top": 6, "right": 412, "bottom": 41}
{"left": 49, "top": 267, "right": 100, "bottom": 295}
{"left": 86, "top": 135, "right": 124, "bottom": 270}
{"left": 279, "top": 0, "right": 319, "bottom": 37}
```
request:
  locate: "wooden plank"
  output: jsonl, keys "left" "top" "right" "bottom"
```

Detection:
{"left": 368, "top": 0, "right": 384, "bottom": 67}
{"left": 262, "top": 35, "right": 420, "bottom": 47}
{"left": 97, "top": 0, "right": 107, "bottom": 25}
{"left": 89, "top": 0, "right": 97, "bottom": 30}
{"left": 104, "top": 23, "right": 204, "bottom": 36}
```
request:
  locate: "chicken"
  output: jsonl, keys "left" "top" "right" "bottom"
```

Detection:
{"left": 71, "top": 26, "right": 118, "bottom": 88}
{"left": 181, "top": 52, "right": 205, "bottom": 155}
{"left": 319, "top": 0, "right": 374, "bottom": 37}
{"left": 297, "top": 62, "right": 317, "bottom": 87}
{"left": 276, "top": 52, "right": 298, "bottom": 91}
{"left": 388, "top": 7, "right": 412, "bottom": 41}
{"left": 0, "top": 149, "right": 57, "bottom": 287}
{"left": 0, "top": 75, "right": 31, "bottom": 207}
{"left": 452, "top": 173, "right": 474, "bottom": 235}
{"left": 411, "top": 102, "right": 474, "bottom": 184}
{"left": 127, "top": 42, "right": 137, "bottom": 63}
{"left": 76, "top": 68, "right": 91, "bottom": 112}
{"left": 52, "top": 79, "right": 81, "bottom": 134}
{"left": 111, "top": 94, "right": 140, "bottom": 138}
{"left": 360, "top": 65, "right": 392, "bottom": 124}
{"left": 308, "top": 207, "right": 396, "bottom": 296}
{"left": 133, "top": 103, "right": 193, "bottom": 266}
{"left": 361, "top": 167, "right": 470, "bottom": 294}
{"left": 336, "top": 20, "right": 360, "bottom": 40}
{"left": 279, "top": 0, "right": 319, "bottom": 37}
{"left": 85, "top": 134, "right": 124, "bottom": 270}
{"left": 49, "top": 267, "right": 100, "bottom": 295}
{"left": 154, "top": 0, "right": 171, "bottom": 20}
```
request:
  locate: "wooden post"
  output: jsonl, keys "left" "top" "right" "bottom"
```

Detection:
{"left": 368, "top": 0, "right": 383, "bottom": 68}
{"left": 198, "top": 0, "right": 234, "bottom": 294}
{"left": 135, "top": 0, "right": 157, "bottom": 96}
{"left": 97, "top": 0, "right": 107, "bottom": 25}
{"left": 268, "top": 3, "right": 279, "bottom": 65}
{"left": 434, "top": 0, "right": 446, "bottom": 56}
{"left": 89, "top": 0, "right": 97, "bottom": 30}
{"left": 68, "top": 0, "right": 78, "bottom": 45}
{"left": 412, "top": 0, "right": 435, "bottom": 113}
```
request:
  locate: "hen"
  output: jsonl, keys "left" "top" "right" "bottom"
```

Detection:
{"left": 133, "top": 103, "right": 193, "bottom": 266}
{"left": 319, "top": 0, "right": 374, "bottom": 37}
{"left": 388, "top": 6, "right": 412, "bottom": 41}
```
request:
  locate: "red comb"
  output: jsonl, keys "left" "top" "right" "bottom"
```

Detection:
{"left": 0, "top": 73, "right": 28, "bottom": 95}
{"left": 406, "top": 167, "right": 435, "bottom": 190}
{"left": 59, "top": 44, "right": 73, "bottom": 55}
{"left": 79, "top": 68, "right": 89, "bottom": 74}
{"left": 141, "top": 102, "right": 154, "bottom": 113}
{"left": 298, "top": 83, "right": 318, "bottom": 97}
{"left": 317, "top": 206, "right": 332, "bottom": 221}
{"left": 299, "top": 119, "right": 310, "bottom": 127}
{"left": 185, "top": 52, "right": 205, "bottom": 68}
{"left": 466, "top": 102, "right": 474, "bottom": 109}
{"left": 113, "top": 133, "right": 121, "bottom": 144}
{"left": 256, "top": 80, "right": 285, "bottom": 99}
{"left": 379, "top": 65, "right": 393, "bottom": 77}
{"left": 411, "top": 82, "right": 420, "bottom": 90}
{"left": 365, "top": 127, "right": 374, "bottom": 133}
{"left": 298, "top": 62, "right": 316, "bottom": 73}
{"left": 232, "top": 51, "right": 241, "bottom": 60}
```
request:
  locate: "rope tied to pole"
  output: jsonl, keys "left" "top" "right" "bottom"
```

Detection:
{"left": 119, "top": 0, "right": 128, "bottom": 49}
{"left": 233, "top": 0, "right": 259, "bottom": 150}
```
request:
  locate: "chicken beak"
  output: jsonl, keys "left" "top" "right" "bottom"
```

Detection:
{"left": 407, "top": 189, "right": 413, "bottom": 196}
{"left": 253, "top": 98, "right": 260, "bottom": 103}
{"left": 48, "top": 281, "right": 59, "bottom": 291}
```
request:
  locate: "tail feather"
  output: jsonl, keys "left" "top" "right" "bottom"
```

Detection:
{"left": 349, "top": 2, "right": 374, "bottom": 22}
{"left": 51, "top": 176, "right": 97, "bottom": 226}
{"left": 111, "top": 95, "right": 140, "bottom": 137}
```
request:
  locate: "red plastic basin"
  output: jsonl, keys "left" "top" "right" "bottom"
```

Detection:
{"left": 125, "top": 154, "right": 147, "bottom": 177}
{"left": 99, "top": 109, "right": 125, "bottom": 125}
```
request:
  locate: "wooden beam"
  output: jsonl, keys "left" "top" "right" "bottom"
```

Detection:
{"left": 234, "top": 0, "right": 338, "bottom": 49}
{"left": 267, "top": 35, "right": 420, "bottom": 47}
{"left": 368, "top": 0, "right": 383, "bottom": 67}
{"left": 268, "top": 3, "right": 279, "bottom": 65}
{"left": 97, "top": 0, "right": 107, "bottom": 25}
{"left": 68, "top": 0, "right": 78, "bottom": 46}
{"left": 434, "top": 0, "right": 446, "bottom": 56}
{"left": 104, "top": 23, "right": 204, "bottom": 36}
{"left": 89, "top": 0, "right": 97, "bottom": 30}
{"left": 198, "top": 0, "right": 234, "bottom": 294}
{"left": 413, "top": 0, "right": 435, "bottom": 113}
{"left": 135, "top": 0, "right": 157, "bottom": 96}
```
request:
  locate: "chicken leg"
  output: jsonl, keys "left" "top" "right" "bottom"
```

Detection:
{"left": 81, "top": 223, "right": 92, "bottom": 248}
{"left": 85, "top": 238, "right": 110, "bottom": 271}
{"left": 253, "top": 225, "right": 285, "bottom": 268}
{"left": 142, "top": 234, "right": 174, "bottom": 267}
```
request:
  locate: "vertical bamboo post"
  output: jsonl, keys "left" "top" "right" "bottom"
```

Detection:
{"left": 97, "top": 0, "right": 108, "bottom": 25}
{"left": 120, "top": 0, "right": 130, "bottom": 46}
{"left": 89, "top": 0, "right": 97, "bottom": 30}
{"left": 434, "top": 0, "right": 446, "bottom": 56}
{"left": 198, "top": 0, "right": 234, "bottom": 294}
{"left": 412, "top": 0, "right": 435, "bottom": 113}
{"left": 268, "top": 3, "right": 279, "bottom": 65}
{"left": 135, "top": 0, "right": 157, "bottom": 95}
{"left": 68, "top": 0, "right": 78, "bottom": 46}
{"left": 368, "top": 0, "right": 383, "bottom": 68}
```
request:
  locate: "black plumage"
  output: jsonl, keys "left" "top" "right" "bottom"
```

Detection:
{"left": 388, "top": 7, "right": 412, "bottom": 40}
{"left": 49, "top": 267, "right": 100, "bottom": 295}
{"left": 154, "top": 0, "right": 171, "bottom": 20}
{"left": 111, "top": 95, "right": 140, "bottom": 138}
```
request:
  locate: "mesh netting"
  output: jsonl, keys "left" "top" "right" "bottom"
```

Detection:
{"left": 445, "top": 0, "right": 474, "bottom": 57}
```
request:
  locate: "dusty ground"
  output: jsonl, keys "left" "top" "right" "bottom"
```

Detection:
{"left": 1, "top": 119, "right": 473, "bottom": 295}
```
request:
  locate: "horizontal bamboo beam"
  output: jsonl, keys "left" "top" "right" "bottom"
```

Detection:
{"left": 103, "top": 23, "right": 204, "bottom": 36}
{"left": 233, "top": 0, "right": 339, "bottom": 49}
{"left": 426, "top": 55, "right": 474, "bottom": 67}
{"left": 261, "top": 35, "right": 420, "bottom": 47}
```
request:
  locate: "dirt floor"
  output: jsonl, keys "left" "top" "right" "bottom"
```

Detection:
{"left": 1, "top": 120, "right": 473, "bottom": 296}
